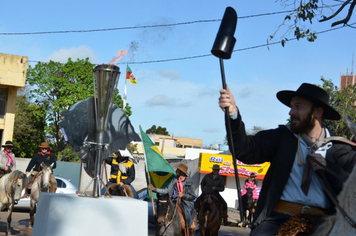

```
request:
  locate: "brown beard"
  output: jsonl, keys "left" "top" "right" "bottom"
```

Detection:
{"left": 290, "top": 109, "right": 315, "bottom": 134}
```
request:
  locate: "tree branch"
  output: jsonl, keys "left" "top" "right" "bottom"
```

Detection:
{"left": 331, "top": 0, "right": 356, "bottom": 26}
{"left": 319, "top": 0, "right": 356, "bottom": 27}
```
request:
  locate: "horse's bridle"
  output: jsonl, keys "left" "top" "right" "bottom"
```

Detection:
{"left": 308, "top": 155, "right": 356, "bottom": 229}
{"left": 157, "top": 197, "right": 180, "bottom": 228}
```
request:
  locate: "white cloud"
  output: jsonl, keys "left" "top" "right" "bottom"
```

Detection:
{"left": 45, "top": 45, "right": 98, "bottom": 63}
{"left": 157, "top": 69, "right": 180, "bottom": 80}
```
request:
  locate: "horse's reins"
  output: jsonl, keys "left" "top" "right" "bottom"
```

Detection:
{"left": 308, "top": 155, "right": 356, "bottom": 229}
{"left": 161, "top": 196, "right": 180, "bottom": 228}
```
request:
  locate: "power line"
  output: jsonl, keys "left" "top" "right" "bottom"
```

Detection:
{"left": 27, "top": 22, "right": 355, "bottom": 66}
{"left": 0, "top": 10, "right": 297, "bottom": 36}
{"left": 0, "top": 3, "right": 345, "bottom": 36}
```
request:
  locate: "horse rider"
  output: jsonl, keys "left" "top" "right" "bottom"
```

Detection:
{"left": 103, "top": 148, "right": 138, "bottom": 198}
{"left": 219, "top": 83, "right": 356, "bottom": 235}
{"left": 241, "top": 173, "right": 259, "bottom": 200}
{"left": 25, "top": 142, "right": 57, "bottom": 194}
{"left": 194, "top": 164, "right": 229, "bottom": 225}
{"left": 149, "top": 163, "right": 196, "bottom": 232}
{"left": 0, "top": 140, "right": 16, "bottom": 177}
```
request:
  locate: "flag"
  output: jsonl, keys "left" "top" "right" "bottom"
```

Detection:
{"left": 140, "top": 125, "right": 176, "bottom": 199}
{"left": 126, "top": 65, "right": 137, "bottom": 85}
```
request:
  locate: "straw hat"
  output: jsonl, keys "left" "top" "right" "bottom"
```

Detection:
{"left": 38, "top": 142, "right": 51, "bottom": 149}
{"left": 176, "top": 163, "right": 188, "bottom": 176}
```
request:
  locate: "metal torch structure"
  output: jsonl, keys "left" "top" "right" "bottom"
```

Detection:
{"left": 91, "top": 64, "right": 120, "bottom": 197}
{"left": 211, "top": 7, "right": 245, "bottom": 224}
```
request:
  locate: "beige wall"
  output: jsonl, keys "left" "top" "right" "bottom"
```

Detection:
{"left": 0, "top": 53, "right": 28, "bottom": 145}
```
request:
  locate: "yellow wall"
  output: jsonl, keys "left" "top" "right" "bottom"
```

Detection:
{"left": 0, "top": 53, "right": 28, "bottom": 146}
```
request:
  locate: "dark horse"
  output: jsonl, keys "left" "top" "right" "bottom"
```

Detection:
{"left": 242, "top": 188, "right": 256, "bottom": 226}
{"left": 198, "top": 194, "right": 221, "bottom": 236}
{"left": 155, "top": 193, "right": 187, "bottom": 236}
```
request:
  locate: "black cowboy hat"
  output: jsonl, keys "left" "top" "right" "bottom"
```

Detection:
{"left": 212, "top": 164, "right": 220, "bottom": 170}
{"left": 2, "top": 140, "right": 13, "bottom": 148}
{"left": 276, "top": 83, "right": 341, "bottom": 120}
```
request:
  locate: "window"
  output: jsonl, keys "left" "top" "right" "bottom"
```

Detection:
{"left": 0, "top": 88, "right": 7, "bottom": 119}
{"left": 56, "top": 178, "right": 67, "bottom": 188}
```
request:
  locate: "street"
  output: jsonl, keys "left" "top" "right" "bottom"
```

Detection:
{"left": 0, "top": 210, "right": 250, "bottom": 236}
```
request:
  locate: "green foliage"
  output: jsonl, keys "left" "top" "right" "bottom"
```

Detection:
{"left": 13, "top": 94, "right": 46, "bottom": 158}
{"left": 272, "top": 0, "right": 356, "bottom": 45}
{"left": 146, "top": 125, "right": 170, "bottom": 135}
{"left": 319, "top": 77, "right": 356, "bottom": 139}
{"left": 126, "top": 143, "right": 139, "bottom": 154}
{"left": 57, "top": 146, "right": 80, "bottom": 162}
{"left": 26, "top": 58, "right": 129, "bottom": 160}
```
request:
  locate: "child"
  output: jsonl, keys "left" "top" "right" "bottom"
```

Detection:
{"left": 241, "top": 174, "right": 259, "bottom": 200}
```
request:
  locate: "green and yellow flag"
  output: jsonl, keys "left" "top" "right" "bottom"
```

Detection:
{"left": 140, "top": 125, "right": 176, "bottom": 199}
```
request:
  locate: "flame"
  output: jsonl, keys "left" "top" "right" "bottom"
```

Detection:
{"left": 106, "top": 50, "right": 128, "bottom": 65}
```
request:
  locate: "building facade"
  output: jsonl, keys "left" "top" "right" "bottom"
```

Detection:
{"left": 0, "top": 53, "right": 28, "bottom": 146}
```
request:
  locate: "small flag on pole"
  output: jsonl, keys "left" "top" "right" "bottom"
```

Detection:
{"left": 126, "top": 65, "right": 137, "bottom": 85}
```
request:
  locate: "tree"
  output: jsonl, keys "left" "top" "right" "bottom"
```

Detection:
{"left": 13, "top": 94, "right": 46, "bottom": 158}
{"left": 272, "top": 0, "right": 356, "bottom": 46}
{"left": 319, "top": 77, "right": 356, "bottom": 139}
{"left": 26, "top": 58, "right": 129, "bottom": 158}
{"left": 146, "top": 125, "right": 170, "bottom": 135}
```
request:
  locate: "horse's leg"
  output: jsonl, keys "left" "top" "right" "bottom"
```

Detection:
{"left": 7, "top": 203, "right": 13, "bottom": 236}
{"left": 28, "top": 199, "right": 36, "bottom": 230}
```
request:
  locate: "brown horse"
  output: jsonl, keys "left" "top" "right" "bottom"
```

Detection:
{"left": 106, "top": 183, "right": 134, "bottom": 197}
{"left": 198, "top": 194, "right": 221, "bottom": 236}
{"left": 28, "top": 163, "right": 55, "bottom": 230}
{"left": 0, "top": 170, "right": 28, "bottom": 236}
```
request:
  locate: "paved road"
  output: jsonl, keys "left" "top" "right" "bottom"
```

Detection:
{"left": 148, "top": 224, "right": 251, "bottom": 236}
{"left": 0, "top": 210, "right": 250, "bottom": 236}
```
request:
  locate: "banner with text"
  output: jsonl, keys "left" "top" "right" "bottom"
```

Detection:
{"left": 199, "top": 153, "right": 270, "bottom": 179}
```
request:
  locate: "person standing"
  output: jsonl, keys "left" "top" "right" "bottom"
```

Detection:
{"left": 218, "top": 83, "right": 356, "bottom": 235}
{"left": 0, "top": 140, "right": 16, "bottom": 176}
{"left": 194, "top": 164, "right": 229, "bottom": 225}
{"left": 25, "top": 142, "right": 57, "bottom": 193}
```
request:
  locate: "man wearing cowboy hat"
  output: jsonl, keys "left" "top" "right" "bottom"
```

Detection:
{"left": 219, "top": 83, "right": 356, "bottom": 235}
{"left": 0, "top": 140, "right": 16, "bottom": 175}
{"left": 194, "top": 164, "right": 229, "bottom": 225}
{"left": 103, "top": 148, "right": 138, "bottom": 198}
{"left": 25, "top": 142, "right": 57, "bottom": 193}
{"left": 149, "top": 163, "right": 196, "bottom": 231}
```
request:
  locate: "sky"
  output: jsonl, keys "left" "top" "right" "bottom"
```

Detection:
{"left": 1, "top": 1, "right": 355, "bottom": 147}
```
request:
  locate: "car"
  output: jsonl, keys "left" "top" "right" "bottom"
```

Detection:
{"left": 13, "top": 176, "right": 79, "bottom": 211}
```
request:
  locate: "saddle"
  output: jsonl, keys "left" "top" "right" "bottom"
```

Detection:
{"left": 25, "top": 171, "right": 56, "bottom": 195}
{"left": 0, "top": 168, "right": 12, "bottom": 179}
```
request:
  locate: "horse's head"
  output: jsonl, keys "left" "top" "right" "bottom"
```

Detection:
{"left": 40, "top": 162, "right": 53, "bottom": 192}
{"left": 8, "top": 170, "right": 28, "bottom": 201}
{"left": 156, "top": 193, "right": 171, "bottom": 226}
